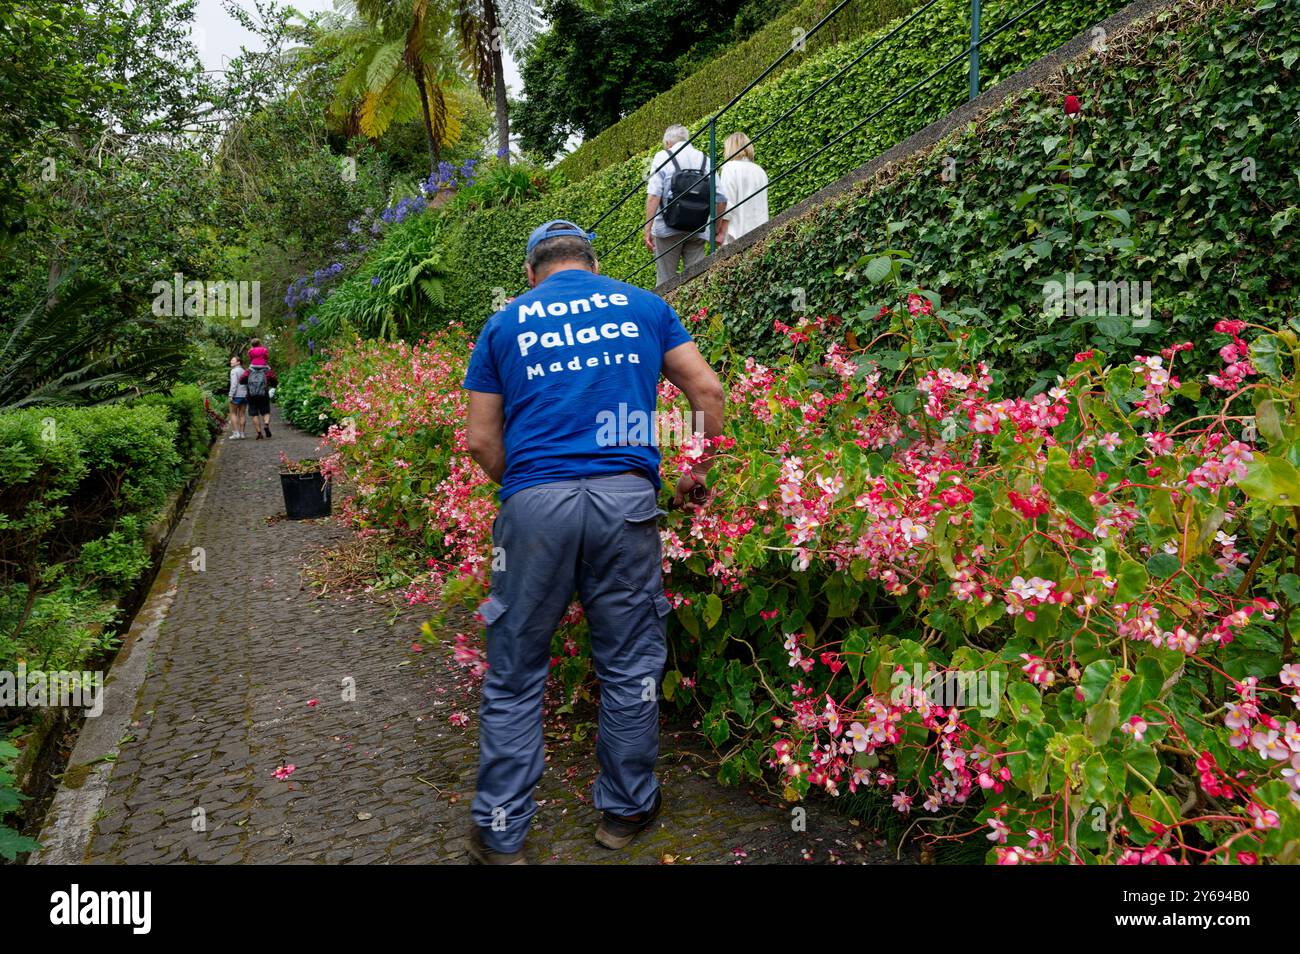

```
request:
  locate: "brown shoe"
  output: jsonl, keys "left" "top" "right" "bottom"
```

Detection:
{"left": 595, "top": 790, "right": 662, "bottom": 850}
{"left": 467, "top": 828, "right": 527, "bottom": 865}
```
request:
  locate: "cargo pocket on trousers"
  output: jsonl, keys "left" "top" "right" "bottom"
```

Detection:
{"left": 615, "top": 506, "right": 668, "bottom": 590}
{"left": 477, "top": 595, "right": 508, "bottom": 626}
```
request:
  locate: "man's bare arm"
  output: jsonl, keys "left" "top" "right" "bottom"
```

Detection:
{"left": 644, "top": 195, "right": 660, "bottom": 250}
{"left": 662, "top": 341, "right": 725, "bottom": 507}
{"left": 466, "top": 390, "right": 506, "bottom": 484}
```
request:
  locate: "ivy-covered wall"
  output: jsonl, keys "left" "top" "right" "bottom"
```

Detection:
{"left": 668, "top": 0, "right": 1299, "bottom": 392}
{"left": 552, "top": 0, "right": 918, "bottom": 184}
{"left": 441, "top": 0, "right": 1129, "bottom": 324}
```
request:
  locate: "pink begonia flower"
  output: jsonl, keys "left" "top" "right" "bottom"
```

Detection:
{"left": 1248, "top": 804, "right": 1279, "bottom": 830}
{"left": 1252, "top": 729, "right": 1290, "bottom": 762}
{"left": 1121, "top": 716, "right": 1148, "bottom": 742}
{"left": 986, "top": 818, "right": 1009, "bottom": 844}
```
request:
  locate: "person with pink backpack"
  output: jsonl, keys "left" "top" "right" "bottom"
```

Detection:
{"left": 240, "top": 356, "right": 278, "bottom": 440}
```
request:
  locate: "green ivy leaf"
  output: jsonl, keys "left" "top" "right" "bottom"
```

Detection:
{"left": 864, "top": 256, "right": 892, "bottom": 284}
{"left": 1006, "top": 682, "right": 1044, "bottom": 723}
{"left": 843, "top": 632, "right": 866, "bottom": 684}
{"left": 1119, "top": 657, "right": 1166, "bottom": 721}
{"left": 661, "top": 669, "right": 682, "bottom": 702}
{"left": 1249, "top": 334, "right": 1283, "bottom": 379}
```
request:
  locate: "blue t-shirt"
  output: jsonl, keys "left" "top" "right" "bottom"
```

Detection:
{"left": 462, "top": 268, "right": 693, "bottom": 500}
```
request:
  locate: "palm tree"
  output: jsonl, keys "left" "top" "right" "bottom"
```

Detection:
{"left": 324, "top": 1, "right": 466, "bottom": 175}
{"left": 452, "top": 1, "right": 540, "bottom": 165}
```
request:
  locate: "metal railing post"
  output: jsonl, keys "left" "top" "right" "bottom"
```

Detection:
{"left": 707, "top": 118, "right": 718, "bottom": 252}
{"left": 968, "top": 0, "right": 982, "bottom": 100}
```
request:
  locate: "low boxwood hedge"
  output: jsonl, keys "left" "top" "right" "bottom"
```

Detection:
{"left": 0, "top": 387, "right": 214, "bottom": 674}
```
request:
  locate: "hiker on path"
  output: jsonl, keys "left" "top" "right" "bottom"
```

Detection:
{"left": 462, "top": 219, "right": 725, "bottom": 864}
{"left": 643, "top": 124, "right": 728, "bottom": 287}
{"left": 717, "top": 132, "right": 769, "bottom": 246}
{"left": 241, "top": 358, "right": 277, "bottom": 440}
{"left": 227, "top": 355, "right": 248, "bottom": 440}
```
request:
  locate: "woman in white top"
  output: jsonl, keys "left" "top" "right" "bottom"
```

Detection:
{"left": 717, "top": 132, "right": 769, "bottom": 246}
{"left": 227, "top": 356, "right": 248, "bottom": 440}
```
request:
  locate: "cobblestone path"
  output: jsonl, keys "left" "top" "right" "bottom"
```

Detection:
{"left": 70, "top": 411, "right": 904, "bottom": 865}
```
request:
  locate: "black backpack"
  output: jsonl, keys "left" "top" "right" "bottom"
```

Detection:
{"left": 661, "top": 154, "right": 711, "bottom": 233}
{"left": 246, "top": 365, "right": 270, "bottom": 398}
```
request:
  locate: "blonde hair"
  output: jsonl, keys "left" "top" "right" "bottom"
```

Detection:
{"left": 724, "top": 132, "right": 755, "bottom": 163}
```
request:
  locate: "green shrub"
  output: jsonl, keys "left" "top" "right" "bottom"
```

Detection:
{"left": 76, "top": 516, "right": 152, "bottom": 591}
{"left": 0, "top": 739, "right": 40, "bottom": 862}
{"left": 669, "top": 0, "right": 1300, "bottom": 392}
{"left": 0, "top": 582, "right": 117, "bottom": 674}
{"left": 553, "top": 0, "right": 919, "bottom": 183}
{"left": 0, "top": 401, "right": 190, "bottom": 675}
{"left": 277, "top": 356, "right": 335, "bottom": 436}
{"left": 450, "top": 159, "right": 552, "bottom": 211}
{"left": 303, "top": 213, "right": 453, "bottom": 341}
{"left": 135, "top": 384, "right": 212, "bottom": 476}
{"left": 52, "top": 405, "right": 182, "bottom": 528}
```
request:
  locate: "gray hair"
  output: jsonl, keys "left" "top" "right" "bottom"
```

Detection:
{"left": 662, "top": 124, "right": 689, "bottom": 146}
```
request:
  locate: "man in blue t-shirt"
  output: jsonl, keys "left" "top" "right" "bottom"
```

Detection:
{"left": 462, "top": 220, "right": 725, "bottom": 864}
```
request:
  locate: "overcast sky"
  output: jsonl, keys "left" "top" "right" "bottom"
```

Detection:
{"left": 191, "top": 0, "right": 523, "bottom": 94}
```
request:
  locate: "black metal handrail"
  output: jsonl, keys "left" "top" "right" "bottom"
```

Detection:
{"left": 581, "top": 0, "right": 1054, "bottom": 287}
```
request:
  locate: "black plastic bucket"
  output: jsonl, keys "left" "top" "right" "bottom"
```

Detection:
{"left": 280, "top": 471, "right": 331, "bottom": 520}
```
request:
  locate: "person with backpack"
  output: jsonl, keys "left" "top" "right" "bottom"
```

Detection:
{"left": 643, "top": 124, "right": 728, "bottom": 287}
{"left": 241, "top": 359, "right": 278, "bottom": 440}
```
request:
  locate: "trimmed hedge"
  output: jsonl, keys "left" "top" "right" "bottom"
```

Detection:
{"left": 553, "top": 0, "right": 918, "bottom": 183}
{"left": 437, "top": 0, "right": 1128, "bottom": 326}
{"left": 136, "top": 384, "right": 211, "bottom": 477}
{"left": 668, "top": 0, "right": 1300, "bottom": 392}
{"left": 0, "top": 387, "right": 214, "bottom": 673}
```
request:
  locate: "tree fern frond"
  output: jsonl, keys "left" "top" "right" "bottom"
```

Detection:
{"left": 365, "top": 38, "right": 406, "bottom": 92}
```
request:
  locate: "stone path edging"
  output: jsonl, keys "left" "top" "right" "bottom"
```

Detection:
{"left": 28, "top": 438, "right": 228, "bottom": 864}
